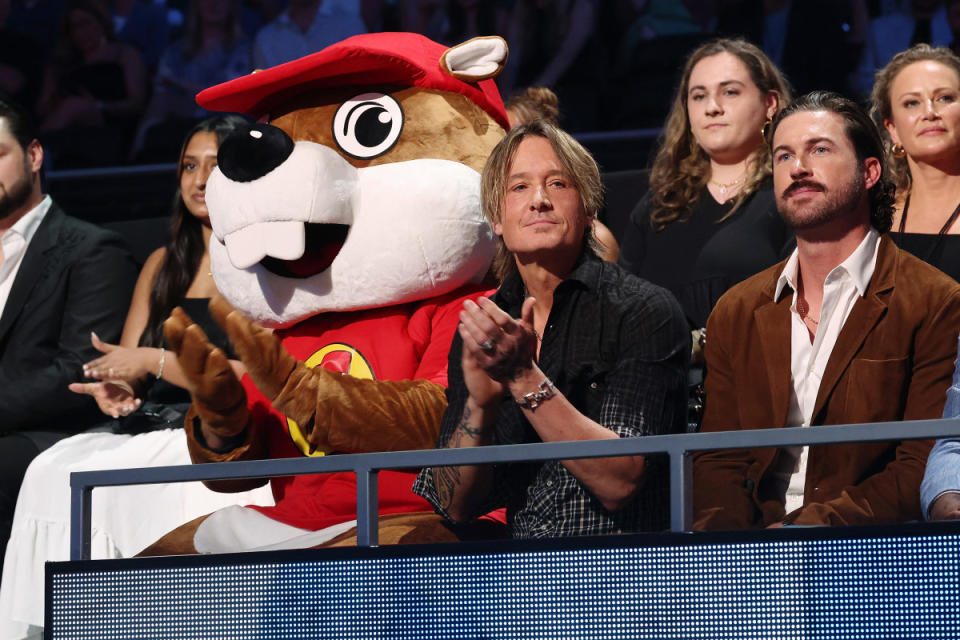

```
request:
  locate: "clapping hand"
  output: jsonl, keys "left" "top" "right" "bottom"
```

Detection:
{"left": 82, "top": 331, "right": 156, "bottom": 381}
{"left": 69, "top": 379, "right": 140, "bottom": 418}
{"left": 69, "top": 332, "right": 146, "bottom": 418}
{"left": 458, "top": 296, "right": 538, "bottom": 407}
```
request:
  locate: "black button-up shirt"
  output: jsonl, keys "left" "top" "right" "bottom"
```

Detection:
{"left": 414, "top": 254, "right": 690, "bottom": 537}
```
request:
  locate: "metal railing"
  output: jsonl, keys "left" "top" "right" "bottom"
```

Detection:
{"left": 69, "top": 418, "right": 960, "bottom": 560}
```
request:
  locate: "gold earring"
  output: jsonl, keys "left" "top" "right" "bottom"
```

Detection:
{"left": 760, "top": 118, "right": 773, "bottom": 140}
{"left": 892, "top": 143, "right": 906, "bottom": 158}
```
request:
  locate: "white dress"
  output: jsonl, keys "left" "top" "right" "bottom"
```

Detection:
{"left": 0, "top": 428, "right": 275, "bottom": 640}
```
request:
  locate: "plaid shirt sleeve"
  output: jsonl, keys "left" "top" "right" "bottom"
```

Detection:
{"left": 518, "top": 282, "right": 689, "bottom": 537}
{"left": 598, "top": 284, "right": 690, "bottom": 441}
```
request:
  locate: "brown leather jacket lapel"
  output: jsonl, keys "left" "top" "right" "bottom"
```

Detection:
{"left": 755, "top": 289, "right": 793, "bottom": 428}
{"left": 811, "top": 235, "right": 896, "bottom": 421}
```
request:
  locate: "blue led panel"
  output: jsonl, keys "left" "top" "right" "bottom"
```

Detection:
{"left": 47, "top": 523, "right": 960, "bottom": 639}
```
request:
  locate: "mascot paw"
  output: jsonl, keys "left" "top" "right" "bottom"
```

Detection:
{"left": 210, "top": 295, "right": 333, "bottom": 449}
{"left": 164, "top": 306, "right": 249, "bottom": 437}
{"left": 209, "top": 294, "right": 299, "bottom": 402}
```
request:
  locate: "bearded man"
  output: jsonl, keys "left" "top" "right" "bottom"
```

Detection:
{"left": 693, "top": 91, "right": 960, "bottom": 530}
{"left": 0, "top": 98, "right": 135, "bottom": 571}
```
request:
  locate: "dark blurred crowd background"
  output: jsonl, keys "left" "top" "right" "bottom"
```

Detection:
{"left": 3, "top": 0, "right": 956, "bottom": 214}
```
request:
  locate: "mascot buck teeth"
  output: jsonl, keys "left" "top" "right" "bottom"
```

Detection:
{"left": 142, "top": 32, "right": 510, "bottom": 554}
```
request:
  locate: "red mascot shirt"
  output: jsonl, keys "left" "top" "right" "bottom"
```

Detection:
{"left": 243, "top": 285, "right": 490, "bottom": 531}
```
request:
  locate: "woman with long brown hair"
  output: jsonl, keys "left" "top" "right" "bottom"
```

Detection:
{"left": 619, "top": 38, "right": 793, "bottom": 339}
{"left": 69, "top": 114, "right": 248, "bottom": 420}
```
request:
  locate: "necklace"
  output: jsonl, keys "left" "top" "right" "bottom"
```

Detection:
{"left": 708, "top": 174, "right": 745, "bottom": 197}
{"left": 896, "top": 194, "right": 960, "bottom": 264}
{"left": 795, "top": 279, "right": 819, "bottom": 326}
{"left": 796, "top": 296, "right": 819, "bottom": 325}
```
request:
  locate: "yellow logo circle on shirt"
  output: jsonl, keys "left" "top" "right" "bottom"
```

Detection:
{"left": 287, "top": 343, "right": 375, "bottom": 457}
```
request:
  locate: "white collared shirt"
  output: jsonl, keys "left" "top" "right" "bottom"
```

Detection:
{"left": 771, "top": 228, "right": 881, "bottom": 514}
{"left": 0, "top": 195, "right": 52, "bottom": 314}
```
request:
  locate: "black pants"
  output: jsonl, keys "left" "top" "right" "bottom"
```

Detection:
{"left": 0, "top": 431, "right": 70, "bottom": 579}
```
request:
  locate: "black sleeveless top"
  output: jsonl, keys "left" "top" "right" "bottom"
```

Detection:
{"left": 889, "top": 232, "right": 960, "bottom": 283}
{"left": 143, "top": 297, "right": 234, "bottom": 405}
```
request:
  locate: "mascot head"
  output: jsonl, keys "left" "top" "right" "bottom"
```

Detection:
{"left": 197, "top": 33, "right": 508, "bottom": 327}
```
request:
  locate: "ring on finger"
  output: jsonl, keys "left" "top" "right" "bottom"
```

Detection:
{"left": 479, "top": 339, "right": 496, "bottom": 354}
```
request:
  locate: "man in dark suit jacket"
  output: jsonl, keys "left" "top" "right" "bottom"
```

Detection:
{"left": 694, "top": 92, "right": 960, "bottom": 530}
{"left": 0, "top": 98, "right": 136, "bottom": 570}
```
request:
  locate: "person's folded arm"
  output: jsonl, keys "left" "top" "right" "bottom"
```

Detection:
{"left": 921, "top": 438, "right": 960, "bottom": 520}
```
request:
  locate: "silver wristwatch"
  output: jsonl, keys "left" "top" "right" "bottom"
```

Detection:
{"left": 516, "top": 378, "right": 556, "bottom": 410}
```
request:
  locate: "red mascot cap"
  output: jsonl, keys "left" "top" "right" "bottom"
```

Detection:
{"left": 196, "top": 32, "right": 510, "bottom": 130}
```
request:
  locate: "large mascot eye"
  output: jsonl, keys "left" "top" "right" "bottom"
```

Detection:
{"left": 332, "top": 93, "right": 404, "bottom": 159}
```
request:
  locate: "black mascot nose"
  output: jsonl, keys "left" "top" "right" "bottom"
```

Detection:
{"left": 217, "top": 123, "right": 295, "bottom": 183}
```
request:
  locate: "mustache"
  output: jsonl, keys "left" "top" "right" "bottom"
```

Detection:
{"left": 783, "top": 180, "right": 825, "bottom": 198}
{"left": 524, "top": 212, "right": 561, "bottom": 224}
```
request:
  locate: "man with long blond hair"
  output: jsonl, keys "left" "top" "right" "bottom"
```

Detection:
{"left": 414, "top": 121, "right": 689, "bottom": 537}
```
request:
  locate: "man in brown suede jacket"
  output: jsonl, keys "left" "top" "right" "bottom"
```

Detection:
{"left": 693, "top": 92, "right": 960, "bottom": 530}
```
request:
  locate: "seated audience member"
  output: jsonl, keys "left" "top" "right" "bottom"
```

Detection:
{"left": 130, "top": 0, "right": 252, "bottom": 161}
{"left": 499, "top": 0, "right": 601, "bottom": 129}
{"left": 850, "top": 0, "right": 951, "bottom": 98}
{"left": 108, "top": 0, "right": 170, "bottom": 71}
{"left": 951, "top": 0, "right": 960, "bottom": 58}
{"left": 746, "top": 0, "right": 866, "bottom": 97}
{"left": 618, "top": 0, "right": 700, "bottom": 56}
{"left": 619, "top": 39, "right": 793, "bottom": 351}
{"left": 0, "top": 116, "right": 272, "bottom": 640}
{"left": 873, "top": 47, "right": 960, "bottom": 524}
{"left": 5, "top": 0, "right": 63, "bottom": 43}
{"left": 441, "top": 0, "right": 511, "bottom": 45}
{"left": 0, "top": 97, "right": 136, "bottom": 574}
{"left": 71, "top": 115, "right": 250, "bottom": 426}
{"left": 0, "top": 0, "right": 43, "bottom": 109}
{"left": 505, "top": 86, "right": 561, "bottom": 130}
{"left": 921, "top": 364, "right": 960, "bottom": 521}
{"left": 252, "top": 0, "right": 366, "bottom": 69}
{"left": 694, "top": 91, "right": 960, "bottom": 530}
{"left": 35, "top": 0, "right": 147, "bottom": 165}
{"left": 871, "top": 44, "right": 960, "bottom": 281}
{"left": 414, "top": 121, "right": 690, "bottom": 537}
{"left": 505, "top": 85, "right": 620, "bottom": 262}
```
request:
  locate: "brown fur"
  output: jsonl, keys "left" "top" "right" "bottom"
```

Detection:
{"left": 152, "top": 78, "right": 506, "bottom": 555}
{"left": 138, "top": 512, "right": 506, "bottom": 556}
{"left": 210, "top": 294, "right": 450, "bottom": 454}
{"left": 137, "top": 514, "right": 207, "bottom": 556}
{"left": 271, "top": 87, "right": 504, "bottom": 173}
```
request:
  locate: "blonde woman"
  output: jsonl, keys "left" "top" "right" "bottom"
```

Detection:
{"left": 619, "top": 38, "right": 793, "bottom": 334}
{"left": 872, "top": 44, "right": 960, "bottom": 280}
